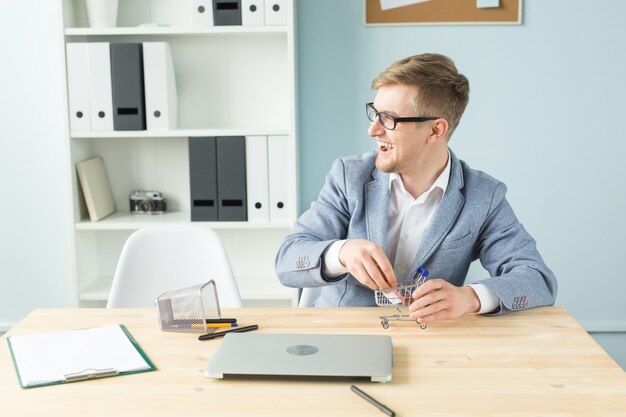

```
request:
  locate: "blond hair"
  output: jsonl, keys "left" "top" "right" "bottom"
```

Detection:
{"left": 372, "top": 53, "right": 469, "bottom": 137}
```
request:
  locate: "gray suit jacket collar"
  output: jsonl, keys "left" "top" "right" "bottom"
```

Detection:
{"left": 365, "top": 166, "right": 390, "bottom": 251}
{"left": 365, "top": 149, "right": 466, "bottom": 280}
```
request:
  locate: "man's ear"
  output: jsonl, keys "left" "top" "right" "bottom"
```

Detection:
{"left": 428, "top": 118, "right": 449, "bottom": 144}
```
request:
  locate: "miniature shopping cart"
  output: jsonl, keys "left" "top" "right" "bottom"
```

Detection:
{"left": 375, "top": 266, "right": 429, "bottom": 329}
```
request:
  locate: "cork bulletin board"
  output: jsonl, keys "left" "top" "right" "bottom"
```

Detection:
{"left": 365, "top": 0, "right": 522, "bottom": 25}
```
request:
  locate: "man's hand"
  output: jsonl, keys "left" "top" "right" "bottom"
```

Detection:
{"left": 338, "top": 239, "right": 397, "bottom": 290}
{"left": 408, "top": 279, "right": 480, "bottom": 324}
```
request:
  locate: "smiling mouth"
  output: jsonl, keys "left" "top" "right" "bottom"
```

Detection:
{"left": 377, "top": 141, "right": 394, "bottom": 152}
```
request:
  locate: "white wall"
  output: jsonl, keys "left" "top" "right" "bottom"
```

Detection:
{"left": 0, "top": 0, "right": 75, "bottom": 329}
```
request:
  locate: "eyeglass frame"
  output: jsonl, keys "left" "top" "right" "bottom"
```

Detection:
{"left": 366, "top": 102, "right": 439, "bottom": 130}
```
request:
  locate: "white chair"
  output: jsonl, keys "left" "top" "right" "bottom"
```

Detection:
{"left": 107, "top": 225, "right": 242, "bottom": 308}
{"left": 298, "top": 287, "right": 322, "bottom": 307}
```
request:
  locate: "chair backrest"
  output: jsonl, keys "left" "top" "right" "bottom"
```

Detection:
{"left": 107, "top": 225, "right": 242, "bottom": 308}
{"left": 298, "top": 287, "right": 322, "bottom": 307}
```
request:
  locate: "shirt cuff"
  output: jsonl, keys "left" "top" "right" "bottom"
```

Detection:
{"left": 322, "top": 240, "right": 349, "bottom": 277}
{"left": 468, "top": 283, "right": 499, "bottom": 315}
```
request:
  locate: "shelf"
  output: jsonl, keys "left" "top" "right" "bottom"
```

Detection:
{"left": 65, "top": 0, "right": 296, "bottom": 309}
{"left": 65, "top": 26, "right": 288, "bottom": 36}
{"left": 78, "top": 276, "right": 295, "bottom": 302}
{"left": 78, "top": 278, "right": 111, "bottom": 301}
{"left": 75, "top": 211, "right": 292, "bottom": 231}
{"left": 71, "top": 127, "right": 290, "bottom": 139}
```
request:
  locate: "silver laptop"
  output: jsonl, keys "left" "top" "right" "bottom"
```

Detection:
{"left": 204, "top": 333, "right": 393, "bottom": 382}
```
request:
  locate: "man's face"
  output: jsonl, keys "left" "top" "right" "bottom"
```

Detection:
{"left": 368, "top": 84, "right": 431, "bottom": 175}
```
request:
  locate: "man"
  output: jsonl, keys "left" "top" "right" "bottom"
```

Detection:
{"left": 276, "top": 53, "right": 557, "bottom": 324}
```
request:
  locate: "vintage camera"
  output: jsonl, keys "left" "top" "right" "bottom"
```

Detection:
{"left": 129, "top": 190, "right": 167, "bottom": 214}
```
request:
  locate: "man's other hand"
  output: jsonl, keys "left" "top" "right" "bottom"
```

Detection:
{"left": 408, "top": 279, "right": 480, "bottom": 324}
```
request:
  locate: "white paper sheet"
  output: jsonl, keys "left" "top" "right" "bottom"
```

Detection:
{"left": 8, "top": 324, "right": 151, "bottom": 387}
{"left": 380, "top": 0, "right": 431, "bottom": 11}
{"left": 383, "top": 289, "right": 405, "bottom": 305}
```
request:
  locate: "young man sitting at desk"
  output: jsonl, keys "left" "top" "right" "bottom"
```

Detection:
{"left": 275, "top": 53, "right": 557, "bottom": 324}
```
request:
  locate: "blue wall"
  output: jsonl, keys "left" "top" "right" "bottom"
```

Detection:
{"left": 296, "top": 0, "right": 626, "bottom": 343}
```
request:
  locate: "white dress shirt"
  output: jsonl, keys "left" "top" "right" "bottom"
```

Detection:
{"left": 323, "top": 152, "right": 499, "bottom": 314}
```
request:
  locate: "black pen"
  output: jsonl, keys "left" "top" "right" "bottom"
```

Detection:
{"left": 205, "top": 318, "right": 237, "bottom": 324}
{"left": 170, "top": 318, "right": 238, "bottom": 326}
{"left": 350, "top": 385, "right": 396, "bottom": 417}
{"left": 198, "top": 324, "right": 259, "bottom": 341}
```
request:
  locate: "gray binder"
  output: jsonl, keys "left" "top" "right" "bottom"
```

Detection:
{"left": 189, "top": 137, "right": 218, "bottom": 221}
{"left": 217, "top": 136, "right": 247, "bottom": 221}
{"left": 110, "top": 43, "right": 146, "bottom": 130}
{"left": 213, "top": 0, "right": 242, "bottom": 25}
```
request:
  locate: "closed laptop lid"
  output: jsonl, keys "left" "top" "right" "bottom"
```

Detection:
{"left": 204, "top": 333, "right": 393, "bottom": 382}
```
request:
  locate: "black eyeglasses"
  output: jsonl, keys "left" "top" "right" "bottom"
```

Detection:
{"left": 366, "top": 102, "right": 439, "bottom": 130}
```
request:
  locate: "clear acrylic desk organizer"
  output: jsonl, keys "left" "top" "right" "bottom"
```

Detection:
{"left": 155, "top": 280, "right": 221, "bottom": 334}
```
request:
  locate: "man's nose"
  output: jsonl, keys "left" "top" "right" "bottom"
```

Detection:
{"left": 368, "top": 116, "right": 385, "bottom": 137}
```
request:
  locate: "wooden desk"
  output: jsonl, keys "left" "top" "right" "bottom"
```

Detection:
{"left": 1, "top": 307, "right": 625, "bottom": 416}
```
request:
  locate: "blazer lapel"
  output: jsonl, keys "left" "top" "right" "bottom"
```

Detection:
{"left": 365, "top": 168, "right": 390, "bottom": 250}
{"left": 411, "top": 150, "right": 465, "bottom": 272}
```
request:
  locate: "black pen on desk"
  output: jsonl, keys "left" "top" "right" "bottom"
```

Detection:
{"left": 205, "top": 318, "right": 237, "bottom": 324}
{"left": 171, "top": 318, "right": 237, "bottom": 326}
{"left": 198, "top": 324, "right": 259, "bottom": 341}
{"left": 350, "top": 385, "right": 396, "bottom": 417}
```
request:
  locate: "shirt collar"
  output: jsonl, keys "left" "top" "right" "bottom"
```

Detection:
{"left": 388, "top": 150, "right": 451, "bottom": 200}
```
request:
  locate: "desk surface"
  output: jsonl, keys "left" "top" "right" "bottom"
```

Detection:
{"left": 1, "top": 307, "right": 625, "bottom": 416}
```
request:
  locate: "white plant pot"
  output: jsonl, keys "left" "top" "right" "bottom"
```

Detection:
{"left": 86, "top": 0, "right": 119, "bottom": 28}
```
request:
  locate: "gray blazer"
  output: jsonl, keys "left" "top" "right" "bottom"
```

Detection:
{"left": 275, "top": 149, "right": 557, "bottom": 314}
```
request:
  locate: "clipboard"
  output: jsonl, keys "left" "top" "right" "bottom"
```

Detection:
{"left": 6, "top": 324, "right": 156, "bottom": 388}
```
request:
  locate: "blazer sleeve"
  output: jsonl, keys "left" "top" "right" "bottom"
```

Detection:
{"left": 275, "top": 158, "right": 352, "bottom": 288}
{"left": 475, "top": 182, "right": 558, "bottom": 315}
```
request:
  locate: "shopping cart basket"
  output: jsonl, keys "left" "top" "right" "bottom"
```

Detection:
{"left": 375, "top": 266, "right": 429, "bottom": 329}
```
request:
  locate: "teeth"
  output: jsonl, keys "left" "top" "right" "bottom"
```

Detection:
{"left": 377, "top": 141, "right": 393, "bottom": 151}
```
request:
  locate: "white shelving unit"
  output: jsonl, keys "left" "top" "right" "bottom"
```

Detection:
{"left": 61, "top": 0, "right": 298, "bottom": 307}
{"left": 65, "top": 26, "right": 288, "bottom": 36}
{"left": 71, "top": 127, "right": 289, "bottom": 139}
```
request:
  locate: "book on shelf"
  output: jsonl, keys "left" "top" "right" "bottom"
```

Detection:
{"left": 76, "top": 156, "right": 116, "bottom": 221}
